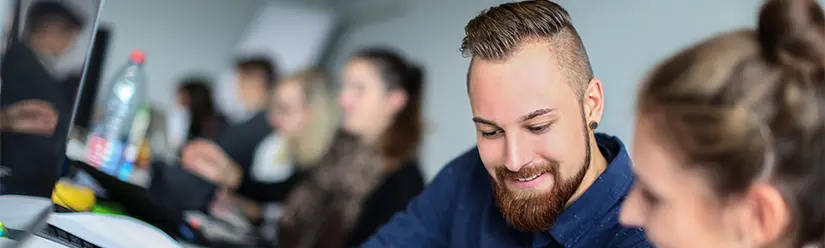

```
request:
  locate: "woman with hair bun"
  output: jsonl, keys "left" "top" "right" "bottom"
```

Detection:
{"left": 620, "top": 0, "right": 825, "bottom": 247}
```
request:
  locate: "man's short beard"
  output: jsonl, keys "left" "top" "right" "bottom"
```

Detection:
{"left": 492, "top": 111, "right": 592, "bottom": 232}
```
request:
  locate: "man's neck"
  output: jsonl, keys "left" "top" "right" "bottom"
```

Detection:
{"left": 565, "top": 135, "right": 609, "bottom": 207}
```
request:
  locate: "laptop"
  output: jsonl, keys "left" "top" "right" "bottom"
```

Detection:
{"left": 72, "top": 160, "right": 212, "bottom": 246}
{"left": 0, "top": 194, "right": 104, "bottom": 248}
{"left": 3, "top": 198, "right": 52, "bottom": 248}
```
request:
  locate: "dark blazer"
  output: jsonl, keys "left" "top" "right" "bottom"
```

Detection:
{"left": 0, "top": 41, "right": 73, "bottom": 197}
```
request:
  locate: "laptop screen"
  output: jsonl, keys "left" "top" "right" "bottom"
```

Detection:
{"left": 0, "top": 0, "right": 103, "bottom": 198}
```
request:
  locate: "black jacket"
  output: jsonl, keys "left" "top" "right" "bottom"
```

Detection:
{"left": 0, "top": 41, "right": 73, "bottom": 197}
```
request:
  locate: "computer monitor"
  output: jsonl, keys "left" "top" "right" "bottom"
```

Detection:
{"left": 0, "top": 0, "right": 103, "bottom": 198}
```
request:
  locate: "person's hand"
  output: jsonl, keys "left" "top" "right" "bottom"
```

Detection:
{"left": 181, "top": 139, "right": 241, "bottom": 188}
{"left": 1, "top": 100, "right": 58, "bottom": 135}
{"left": 209, "top": 188, "right": 262, "bottom": 221}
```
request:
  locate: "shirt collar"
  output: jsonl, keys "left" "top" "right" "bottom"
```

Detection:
{"left": 546, "top": 133, "right": 635, "bottom": 247}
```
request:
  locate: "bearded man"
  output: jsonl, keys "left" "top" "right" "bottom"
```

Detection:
{"left": 361, "top": 1, "right": 651, "bottom": 247}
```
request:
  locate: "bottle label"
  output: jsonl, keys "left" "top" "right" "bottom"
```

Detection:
{"left": 86, "top": 135, "right": 109, "bottom": 168}
{"left": 103, "top": 140, "right": 123, "bottom": 174}
{"left": 87, "top": 134, "right": 123, "bottom": 172}
{"left": 117, "top": 162, "right": 133, "bottom": 181}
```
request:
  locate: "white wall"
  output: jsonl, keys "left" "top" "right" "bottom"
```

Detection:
{"left": 98, "top": 0, "right": 265, "bottom": 109}
{"left": 328, "top": 0, "right": 821, "bottom": 180}
{"left": 327, "top": 0, "right": 508, "bottom": 180}
{"left": 216, "top": 1, "right": 337, "bottom": 122}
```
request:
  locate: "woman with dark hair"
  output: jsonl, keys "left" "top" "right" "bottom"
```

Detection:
{"left": 167, "top": 78, "right": 226, "bottom": 152}
{"left": 620, "top": 0, "right": 825, "bottom": 247}
{"left": 276, "top": 48, "right": 426, "bottom": 248}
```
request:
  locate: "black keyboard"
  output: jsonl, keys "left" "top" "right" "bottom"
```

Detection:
{"left": 36, "top": 223, "right": 101, "bottom": 248}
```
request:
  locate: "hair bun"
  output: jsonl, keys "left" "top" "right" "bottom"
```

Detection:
{"left": 758, "top": 0, "right": 825, "bottom": 80}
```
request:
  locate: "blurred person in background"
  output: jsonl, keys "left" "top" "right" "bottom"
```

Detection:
{"left": 177, "top": 57, "right": 278, "bottom": 207}
{"left": 200, "top": 69, "right": 342, "bottom": 232}
{"left": 277, "top": 48, "right": 426, "bottom": 248}
{"left": 0, "top": 1, "right": 84, "bottom": 197}
{"left": 166, "top": 77, "right": 227, "bottom": 153}
{"left": 362, "top": 1, "right": 650, "bottom": 247}
{"left": 249, "top": 69, "right": 338, "bottom": 200}
{"left": 206, "top": 69, "right": 342, "bottom": 223}
{"left": 620, "top": 0, "right": 825, "bottom": 247}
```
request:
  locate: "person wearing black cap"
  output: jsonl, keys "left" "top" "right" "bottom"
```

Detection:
{"left": 0, "top": 1, "right": 85, "bottom": 197}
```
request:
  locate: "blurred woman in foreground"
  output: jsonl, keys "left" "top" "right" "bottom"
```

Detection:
{"left": 620, "top": 0, "right": 825, "bottom": 247}
{"left": 277, "top": 48, "right": 426, "bottom": 248}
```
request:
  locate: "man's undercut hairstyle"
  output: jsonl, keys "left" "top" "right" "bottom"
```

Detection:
{"left": 25, "top": 1, "right": 85, "bottom": 35}
{"left": 460, "top": 0, "right": 593, "bottom": 97}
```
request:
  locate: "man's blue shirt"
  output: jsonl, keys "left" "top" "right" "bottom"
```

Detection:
{"left": 362, "top": 133, "right": 651, "bottom": 248}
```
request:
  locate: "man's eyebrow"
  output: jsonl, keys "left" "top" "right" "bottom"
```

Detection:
{"left": 519, "top": 108, "right": 555, "bottom": 122}
{"left": 472, "top": 117, "right": 499, "bottom": 128}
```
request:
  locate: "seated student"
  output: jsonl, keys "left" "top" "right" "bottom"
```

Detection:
{"left": 251, "top": 69, "right": 338, "bottom": 192}
{"left": 362, "top": 1, "right": 650, "bottom": 247}
{"left": 167, "top": 77, "right": 227, "bottom": 153}
{"left": 180, "top": 57, "right": 278, "bottom": 201}
{"left": 0, "top": 1, "right": 84, "bottom": 197}
{"left": 204, "top": 69, "right": 341, "bottom": 221}
{"left": 619, "top": 0, "right": 825, "bottom": 247}
{"left": 150, "top": 57, "right": 277, "bottom": 211}
{"left": 276, "top": 48, "right": 426, "bottom": 248}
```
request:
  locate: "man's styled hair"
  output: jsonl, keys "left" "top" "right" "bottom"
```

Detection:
{"left": 460, "top": 0, "right": 593, "bottom": 97}
{"left": 234, "top": 56, "right": 278, "bottom": 89}
{"left": 25, "top": 1, "right": 85, "bottom": 35}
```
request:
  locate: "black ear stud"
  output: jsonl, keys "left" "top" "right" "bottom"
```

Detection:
{"left": 589, "top": 121, "right": 599, "bottom": 130}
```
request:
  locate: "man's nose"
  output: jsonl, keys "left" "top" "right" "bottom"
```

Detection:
{"left": 504, "top": 133, "right": 532, "bottom": 171}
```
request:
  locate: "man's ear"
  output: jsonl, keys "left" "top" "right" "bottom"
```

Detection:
{"left": 582, "top": 78, "right": 604, "bottom": 125}
{"left": 388, "top": 89, "right": 409, "bottom": 115}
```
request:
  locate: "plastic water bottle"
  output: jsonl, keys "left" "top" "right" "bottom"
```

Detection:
{"left": 86, "top": 50, "right": 150, "bottom": 184}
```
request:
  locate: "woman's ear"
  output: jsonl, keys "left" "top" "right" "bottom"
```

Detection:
{"left": 388, "top": 89, "right": 409, "bottom": 115}
{"left": 736, "top": 183, "right": 791, "bottom": 246}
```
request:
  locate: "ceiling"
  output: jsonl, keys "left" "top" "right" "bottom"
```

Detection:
{"left": 280, "top": 0, "right": 407, "bottom": 26}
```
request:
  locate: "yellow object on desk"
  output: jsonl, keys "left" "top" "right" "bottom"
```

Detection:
{"left": 52, "top": 180, "right": 96, "bottom": 212}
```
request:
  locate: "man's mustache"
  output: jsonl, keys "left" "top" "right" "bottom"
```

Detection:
{"left": 496, "top": 161, "right": 559, "bottom": 179}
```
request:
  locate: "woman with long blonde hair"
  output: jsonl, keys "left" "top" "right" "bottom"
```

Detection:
{"left": 251, "top": 69, "right": 340, "bottom": 184}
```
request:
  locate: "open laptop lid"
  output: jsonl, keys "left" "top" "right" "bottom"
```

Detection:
{"left": 0, "top": 0, "right": 103, "bottom": 198}
{"left": 0, "top": 195, "right": 53, "bottom": 247}
{"left": 5, "top": 202, "right": 51, "bottom": 247}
